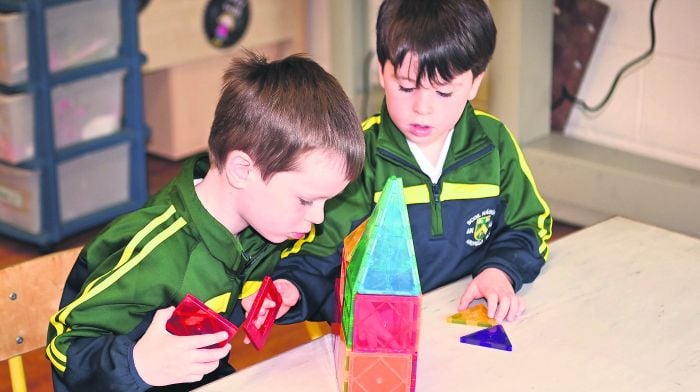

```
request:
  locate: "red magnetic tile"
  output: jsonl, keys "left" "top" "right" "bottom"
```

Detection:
{"left": 240, "top": 276, "right": 282, "bottom": 350}
{"left": 166, "top": 293, "right": 238, "bottom": 348}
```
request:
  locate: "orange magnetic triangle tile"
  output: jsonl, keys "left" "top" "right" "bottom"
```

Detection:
{"left": 343, "top": 218, "right": 368, "bottom": 262}
{"left": 446, "top": 304, "right": 497, "bottom": 327}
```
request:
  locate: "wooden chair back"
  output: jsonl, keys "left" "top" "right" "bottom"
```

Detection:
{"left": 0, "top": 246, "right": 81, "bottom": 392}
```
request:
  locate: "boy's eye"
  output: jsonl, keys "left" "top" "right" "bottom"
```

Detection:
{"left": 437, "top": 91, "right": 453, "bottom": 98}
{"left": 299, "top": 198, "right": 313, "bottom": 206}
{"left": 398, "top": 85, "right": 415, "bottom": 93}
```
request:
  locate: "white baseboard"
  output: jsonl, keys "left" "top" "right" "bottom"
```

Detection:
{"left": 523, "top": 134, "right": 700, "bottom": 238}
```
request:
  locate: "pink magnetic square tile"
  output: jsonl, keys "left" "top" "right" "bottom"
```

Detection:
{"left": 352, "top": 294, "right": 420, "bottom": 353}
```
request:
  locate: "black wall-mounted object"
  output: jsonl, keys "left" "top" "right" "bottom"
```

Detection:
{"left": 204, "top": 0, "right": 250, "bottom": 48}
{"left": 551, "top": 0, "right": 609, "bottom": 131}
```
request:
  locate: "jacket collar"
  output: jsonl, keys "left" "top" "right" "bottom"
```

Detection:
{"left": 376, "top": 100, "right": 494, "bottom": 169}
{"left": 172, "top": 154, "right": 271, "bottom": 275}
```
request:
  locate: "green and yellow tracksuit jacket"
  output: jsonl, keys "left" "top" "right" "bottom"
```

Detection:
{"left": 47, "top": 155, "right": 281, "bottom": 392}
{"left": 274, "top": 102, "right": 552, "bottom": 323}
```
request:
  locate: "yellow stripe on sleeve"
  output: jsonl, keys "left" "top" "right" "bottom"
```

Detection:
{"left": 474, "top": 110, "right": 552, "bottom": 259}
{"left": 46, "top": 210, "right": 187, "bottom": 370}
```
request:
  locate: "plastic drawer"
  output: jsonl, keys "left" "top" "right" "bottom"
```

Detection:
{"left": 0, "top": 12, "right": 26, "bottom": 85}
{"left": 0, "top": 92, "right": 33, "bottom": 163}
{"left": 0, "top": 69, "right": 125, "bottom": 163}
{"left": 52, "top": 69, "right": 126, "bottom": 149}
{"left": 0, "top": 143, "right": 130, "bottom": 234}
{"left": 0, "top": 0, "right": 121, "bottom": 85}
{"left": 0, "top": 162, "right": 40, "bottom": 234}
{"left": 57, "top": 143, "right": 130, "bottom": 222}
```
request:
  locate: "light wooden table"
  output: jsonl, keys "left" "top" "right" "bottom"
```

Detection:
{"left": 197, "top": 217, "right": 700, "bottom": 391}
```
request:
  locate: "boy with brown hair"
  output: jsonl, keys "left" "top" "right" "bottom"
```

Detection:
{"left": 46, "top": 51, "right": 364, "bottom": 391}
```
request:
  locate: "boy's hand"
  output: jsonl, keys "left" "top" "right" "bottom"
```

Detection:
{"left": 240, "top": 279, "right": 300, "bottom": 344}
{"left": 457, "top": 268, "right": 525, "bottom": 323}
{"left": 271, "top": 279, "right": 301, "bottom": 318}
{"left": 133, "top": 307, "right": 232, "bottom": 386}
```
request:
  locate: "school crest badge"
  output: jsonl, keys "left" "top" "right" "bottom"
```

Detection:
{"left": 466, "top": 209, "right": 495, "bottom": 247}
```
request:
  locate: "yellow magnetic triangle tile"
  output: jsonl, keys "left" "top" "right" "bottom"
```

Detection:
{"left": 446, "top": 303, "right": 497, "bottom": 327}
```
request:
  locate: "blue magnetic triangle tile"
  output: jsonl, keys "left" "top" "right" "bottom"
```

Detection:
{"left": 352, "top": 176, "right": 421, "bottom": 296}
{"left": 459, "top": 324, "right": 512, "bottom": 351}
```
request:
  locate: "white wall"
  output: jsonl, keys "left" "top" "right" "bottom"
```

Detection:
{"left": 565, "top": 0, "right": 700, "bottom": 171}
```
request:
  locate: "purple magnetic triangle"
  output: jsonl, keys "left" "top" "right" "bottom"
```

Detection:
{"left": 459, "top": 324, "right": 512, "bottom": 351}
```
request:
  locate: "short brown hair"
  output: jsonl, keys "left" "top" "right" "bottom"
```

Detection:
{"left": 209, "top": 51, "right": 364, "bottom": 182}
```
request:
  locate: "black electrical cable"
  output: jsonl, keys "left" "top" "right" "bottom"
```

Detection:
{"left": 552, "top": 0, "right": 659, "bottom": 112}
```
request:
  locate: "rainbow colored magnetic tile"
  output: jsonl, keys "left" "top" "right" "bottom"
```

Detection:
{"left": 446, "top": 304, "right": 497, "bottom": 327}
{"left": 460, "top": 324, "right": 512, "bottom": 352}
{"left": 341, "top": 176, "right": 421, "bottom": 346}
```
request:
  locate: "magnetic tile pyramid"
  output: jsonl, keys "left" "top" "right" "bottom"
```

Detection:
{"left": 334, "top": 176, "right": 421, "bottom": 392}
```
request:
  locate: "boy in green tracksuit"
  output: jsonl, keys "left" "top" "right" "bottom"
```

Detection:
{"left": 46, "top": 52, "right": 365, "bottom": 391}
{"left": 273, "top": 0, "right": 552, "bottom": 325}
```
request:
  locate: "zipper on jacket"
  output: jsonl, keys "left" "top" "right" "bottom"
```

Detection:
{"left": 430, "top": 182, "right": 444, "bottom": 236}
{"left": 229, "top": 229, "right": 276, "bottom": 277}
{"left": 226, "top": 243, "right": 274, "bottom": 313}
{"left": 378, "top": 143, "right": 495, "bottom": 238}
{"left": 234, "top": 243, "right": 275, "bottom": 280}
{"left": 378, "top": 148, "right": 445, "bottom": 237}
{"left": 431, "top": 144, "right": 494, "bottom": 236}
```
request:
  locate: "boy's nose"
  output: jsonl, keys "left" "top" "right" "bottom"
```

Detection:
{"left": 413, "top": 90, "right": 433, "bottom": 115}
{"left": 307, "top": 202, "right": 325, "bottom": 225}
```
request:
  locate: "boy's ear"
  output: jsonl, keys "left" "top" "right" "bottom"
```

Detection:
{"left": 224, "top": 151, "right": 254, "bottom": 189}
{"left": 467, "top": 72, "right": 486, "bottom": 101}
